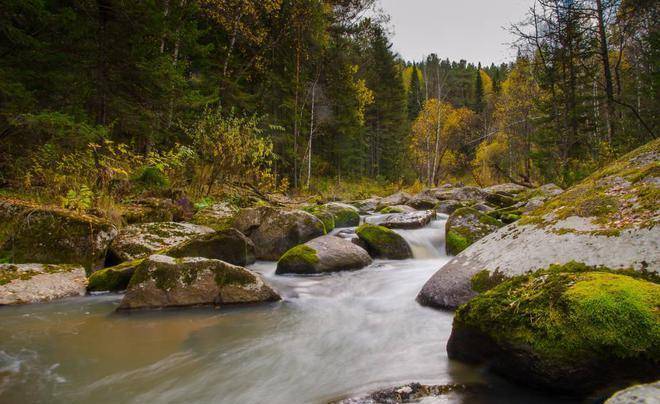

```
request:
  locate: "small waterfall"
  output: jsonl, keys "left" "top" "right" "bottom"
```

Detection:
{"left": 393, "top": 218, "right": 447, "bottom": 259}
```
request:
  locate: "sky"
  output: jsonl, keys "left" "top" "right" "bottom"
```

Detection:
{"left": 376, "top": 0, "right": 535, "bottom": 65}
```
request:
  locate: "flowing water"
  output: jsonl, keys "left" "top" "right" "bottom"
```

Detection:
{"left": 0, "top": 217, "right": 575, "bottom": 403}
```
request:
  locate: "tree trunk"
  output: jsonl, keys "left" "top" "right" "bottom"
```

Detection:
{"left": 595, "top": 0, "right": 616, "bottom": 143}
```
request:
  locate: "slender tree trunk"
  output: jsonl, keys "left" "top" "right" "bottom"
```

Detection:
{"left": 306, "top": 75, "right": 317, "bottom": 189}
{"left": 595, "top": 0, "right": 615, "bottom": 143}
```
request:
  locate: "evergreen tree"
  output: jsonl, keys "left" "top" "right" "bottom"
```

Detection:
{"left": 474, "top": 62, "right": 485, "bottom": 112}
{"left": 408, "top": 64, "right": 422, "bottom": 120}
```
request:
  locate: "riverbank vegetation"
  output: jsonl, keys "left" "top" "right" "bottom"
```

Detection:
{"left": 0, "top": 0, "right": 657, "bottom": 213}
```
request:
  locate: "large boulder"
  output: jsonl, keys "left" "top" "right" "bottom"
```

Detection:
{"left": 407, "top": 193, "right": 439, "bottom": 210}
{"left": 121, "top": 197, "right": 191, "bottom": 224}
{"left": 0, "top": 198, "right": 117, "bottom": 272}
{"left": 275, "top": 235, "right": 372, "bottom": 275}
{"left": 355, "top": 223, "right": 412, "bottom": 259}
{"left": 233, "top": 207, "right": 325, "bottom": 260}
{"left": 483, "top": 183, "right": 530, "bottom": 195}
{"left": 322, "top": 202, "right": 360, "bottom": 227}
{"left": 378, "top": 204, "right": 416, "bottom": 214}
{"left": 418, "top": 139, "right": 660, "bottom": 309}
{"left": 191, "top": 202, "right": 237, "bottom": 231}
{"left": 445, "top": 207, "right": 504, "bottom": 256}
{"left": 107, "top": 222, "right": 214, "bottom": 264}
{"left": 376, "top": 192, "right": 412, "bottom": 210}
{"left": 447, "top": 264, "right": 660, "bottom": 395}
{"left": 432, "top": 186, "right": 486, "bottom": 202}
{"left": 350, "top": 197, "right": 381, "bottom": 214}
{"left": 436, "top": 199, "right": 466, "bottom": 215}
{"left": 0, "top": 263, "right": 87, "bottom": 304}
{"left": 378, "top": 210, "right": 435, "bottom": 229}
{"left": 167, "top": 228, "right": 256, "bottom": 266}
{"left": 606, "top": 381, "right": 660, "bottom": 404}
{"left": 117, "top": 255, "right": 280, "bottom": 310}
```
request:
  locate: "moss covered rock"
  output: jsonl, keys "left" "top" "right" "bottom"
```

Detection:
{"left": 350, "top": 197, "right": 381, "bottom": 214}
{"left": 322, "top": 202, "right": 360, "bottom": 227}
{"left": 355, "top": 223, "right": 412, "bottom": 259}
{"left": 447, "top": 263, "right": 660, "bottom": 395}
{"left": 378, "top": 205, "right": 415, "bottom": 214}
{"left": 376, "top": 192, "right": 412, "bottom": 210}
{"left": 301, "top": 205, "right": 336, "bottom": 233}
{"left": 117, "top": 255, "right": 280, "bottom": 310}
{"left": 407, "top": 193, "right": 440, "bottom": 210}
{"left": 379, "top": 210, "right": 435, "bottom": 229}
{"left": 445, "top": 207, "right": 504, "bottom": 256}
{"left": 418, "top": 139, "right": 660, "bottom": 310}
{"left": 121, "top": 197, "right": 188, "bottom": 224}
{"left": 0, "top": 198, "right": 117, "bottom": 272}
{"left": 167, "top": 228, "right": 256, "bottom": 266}
{"left": 233, "top": 207, "right": 325, "bottom": 260}
{"left": 276, "top": 235, "right": 372, "bottom": 275}
{"left": 436, "top": 200, "right": 466, "bottom": 215}
{"left": 87, "top": 259, "right": 142, "bottom": 292}
{"left": 191, "top": 202, "right": 237, "bottom": 231}
{"left": 107, "top": 221, "right": 214, "bottom": 264}
{"left": 0, "top": 263, "right": 87, "bottom": 304}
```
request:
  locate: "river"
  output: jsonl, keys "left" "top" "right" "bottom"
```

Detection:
{"left": 0, "top": 217, "right": 575, "bottom": 403}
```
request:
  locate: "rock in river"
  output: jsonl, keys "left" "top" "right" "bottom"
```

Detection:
{"left": 233, "top": 207, "right": 325, "bottom": 260}
{"left": 606, "top": 381, "right": 660, "bottom": 404}
{"left": 355, "top": 223, "right": 412, "bottom": 259}
{"left": 167, "top": 228, "right": 256, "bottom": 266}
{"left": 117, "top": 255, "right": 280, "bottom": 310}
{"left": 0, "top": 263, "right": 87, "bottom": 304}
{"left": 379, "top": 210, "right": 435, "bottom": 229}
{"left": 418, "top": 139, "right": 660, "bottom": 309}
{"left": 276, "top": 235, "right": 372, "bottom": 275}
{"left": 447, "top": 263, "right": 660, "bottom": 395}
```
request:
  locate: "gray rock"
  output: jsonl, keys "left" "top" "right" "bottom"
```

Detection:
{"left": 322, "top": 202, "right": 360, "bottom": 227}
{"left": 379, "top": 210, "right": 435, "bottom": 229}
{"left": 436, "top": 199, "right": 466, "bottom": 214}
{"left": 483, "top": 183, "right": 530, "bottom": 195}
{"left": 472, "top": 203, "right": 494, "bottom": 213}
{"left": 378, "top": 204, "right": 416, "bottom": 214}
{"left": 606, "top": 381, "right": 660, "bottom": 404}
{"left": 0, "top": 264, "right": 87, "bottom": 305}
{"left": 275, "top": 235, "right": 372, "bottom": 275}
{"left": 407, "top": 193, "right": 439, "bottom": 209}
{"left": 167, "top": 228, "right": 256, "bottom": 266}
{"left": 350, "top": 197, "right": 381, "bottom": 214}
{"left": 233, "top": 207, "right": 325, "bottom": 260}
{"left": 108, "top": 222, "right": 214, "bottom": 263}
{"left": 445, "top": 208, "right": 504, "bottom": 256}
{"left": 117, "top": 255, "right": 280, "bottom": 310}
{"left": 330, "top": 383, "right": 466, "bottom": 404}
{"left": 376, "top": 192, "right": 412, "bottom": 210}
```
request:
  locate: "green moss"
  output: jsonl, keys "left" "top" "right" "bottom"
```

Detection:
{"left": 87, "top": 259, "right": 142, "bottom": 291}
{"left": 302, "top": 205, "right": 335, "bottom": 233}
{"left": 278, "top": 245, "right": 319, "bottom": 266}
{"left": 455, "top": 262, "right": 660, "bottom": 367}
{"left": 470, "top": 269, "right": 508, "bottom": 293}
{"left": 446, "top": 231, "right": 470, "bottom": 255}
{"left": 0, "top": 264, "right": 77, "bottom": 285}
{"left": 355, "top": 223, "right": 411, "bottom": 259}
{"left": 212, "top": 263, "right": 255, "bottom": 287}
{"left": 379, "top": 206, "right": 407, "bottom": 214}
{"left": 332, "top": 209, "right": 360, "bottom": 227}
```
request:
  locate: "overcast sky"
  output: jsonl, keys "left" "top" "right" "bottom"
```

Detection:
{"left": 376, "top": 0, "right": 534, "bottom": 65}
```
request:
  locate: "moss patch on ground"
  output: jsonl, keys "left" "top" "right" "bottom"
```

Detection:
{"left": 455, "top": 261, "right": 660, "bottom": 367}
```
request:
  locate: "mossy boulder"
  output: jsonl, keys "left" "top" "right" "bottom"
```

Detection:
{"left": 87, "top": 259, "right": 142, "bottom": 292}
{"left": 276, "top": 235, "right": 372, "bottom": 275}
{"left": 117, "top": 255, "right": 280, "bottom": 310}
{"left": 107, "top": 221, "right": 214, "bottom": 264}
{"left": 322, "top": 202, "right": 360, "bottom": 227}
{"left": 355, "top": 223, "right": 412, "bottom": 259}
{"left": 350, "top": 197, "right": 381, "bottom": 214}
{"left": 301, "top": 205, "right": 336, "bottom": 233}
{"left": 167, "top": 228, "right": 256, "bottom": 266}
{"left": 190, "top": 202, "right": 237, "bottom": 231}
{"left": 436, "top": 199, "right": 466, "bottom": 215}
{"left": 606, "top": 381, "right": 660, "bottom": 404}
{"left": 445, "top": 207, "right": 504, "bottom": 256}
{"left": 121, "top": 197, "right": 187, "bottom": 224}
{"left": 483, "top": 183, "right": 530, "bottom": 195}
{"left": 418, "top": 139, "right": 660, "bottom": 310}
{"left": 0, "top": 263, "right": 87, "bottom": 304}
{"left": 432, "top": 186, "right": 486, "bottom": 202}
{"left": 233, "top": 207, "right": 325, "bottom": 260}
{"left": 484, "top": 192, "right": 516, "bottom": 208}
{"left": 447, "top": 264, "right": 660, "bottom": 395}
{"left": 0, "top": 198, "right": 117, "bottom": 272}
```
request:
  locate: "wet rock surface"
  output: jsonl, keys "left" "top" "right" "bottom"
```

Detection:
{"left": 0, "top": 264, "right": 87, "bottom": 304}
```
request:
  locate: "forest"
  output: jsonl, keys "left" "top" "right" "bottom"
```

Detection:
{"left": 1, "top": 0, "right": 656, "bottom": 209}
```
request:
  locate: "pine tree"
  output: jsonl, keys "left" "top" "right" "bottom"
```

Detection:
{"left": 408, "top": 64, "right": 422, "bottom": 120}
{"left": 474, "top": 62, "right": 484, "bottom": 112}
